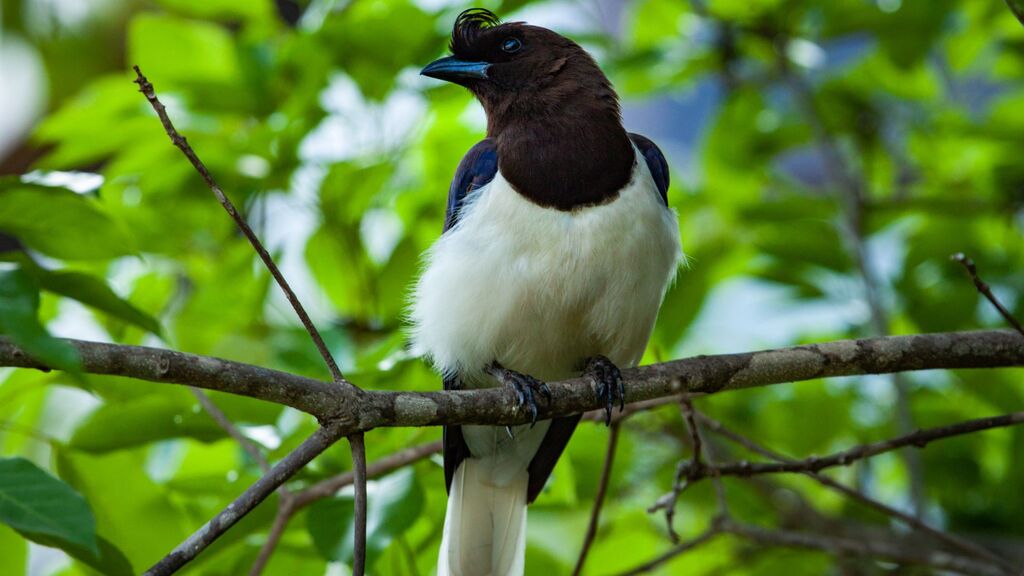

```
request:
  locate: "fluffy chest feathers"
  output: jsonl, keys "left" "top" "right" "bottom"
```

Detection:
{"left": 411, "top": 151, "right": 681, "bottom": 387}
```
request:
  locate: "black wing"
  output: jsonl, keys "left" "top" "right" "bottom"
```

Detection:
{"left": 443, "top": 138, "right": 499, "bottom": 233}
{"left": 442, "top": 139, "right": 499, "bottom": 493}
{"left": 629, "top": 133, "right": 669, "bottom": 206}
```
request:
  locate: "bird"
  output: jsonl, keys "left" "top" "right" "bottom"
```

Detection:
{"left": 411, "top": 8, "right": 682, "bottom": 575}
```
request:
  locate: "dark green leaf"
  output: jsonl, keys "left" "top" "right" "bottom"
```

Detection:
{"left": 0, "top": 268, "right": 80, "bottom": 373}
{"left": 34, "top": 268, "right": 162, "bottom": 336}
{"left": 0, "top": 180, "right": 134, "bottom": 260}
{"left": 0, "top": 458, "right": 98, "bottom": 555}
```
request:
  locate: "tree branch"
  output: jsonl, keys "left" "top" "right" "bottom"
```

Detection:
{"left": 4, "top": 330, "right": 1023, "bottom": 432}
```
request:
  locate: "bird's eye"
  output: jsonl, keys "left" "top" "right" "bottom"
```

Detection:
{"left": 501, "top": 38, "right": 522, "bottom": 53}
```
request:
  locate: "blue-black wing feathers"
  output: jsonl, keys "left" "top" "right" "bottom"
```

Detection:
{"left": 629, "top": 133, "right": 669, "bottom": 206}
{"left": 443, "top": 138, "right": 499, "bottom": 233}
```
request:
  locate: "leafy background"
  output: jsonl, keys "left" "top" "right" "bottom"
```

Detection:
{"left": 1, "top": 0, "right": 1023, "bottom": 574}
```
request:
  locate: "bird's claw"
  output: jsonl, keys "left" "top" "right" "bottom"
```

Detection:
{"left": 489, "top": 363, "right": 550, "bottom": 427}
{"left": 584, "top": 356, "right": 624, "bottom": 426}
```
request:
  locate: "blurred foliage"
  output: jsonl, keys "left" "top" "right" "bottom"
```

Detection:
{"left": 1, "top": 0, "right": 1023, "bottom": 574}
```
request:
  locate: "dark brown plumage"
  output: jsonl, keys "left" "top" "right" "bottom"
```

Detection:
{"left": 446, "top": 8, "right": 635, "bottom": 210}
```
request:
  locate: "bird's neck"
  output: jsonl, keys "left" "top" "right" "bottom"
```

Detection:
{"left": 489, "top": 112, "right": 634, "bottom": 211}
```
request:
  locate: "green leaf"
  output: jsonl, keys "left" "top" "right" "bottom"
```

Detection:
{"left": 307, "top": 468, "right": 424, "bottom": 565}
{"left": 0, "top": 268, "right": 80, "bottom": 374}
{"left": 33, "top": 268, "right": 162, "bottom": 336}
{"left": 0, "top": 180, "right": 134, "bottom": 260}
{"left": 0, "top": 457, "right": 98, "bottom": 555}
{"left": 70, "top": 395, "right": 225, "bottom": 453}
{"left": 129, "top": 14, "right": 239, "bottom": 84}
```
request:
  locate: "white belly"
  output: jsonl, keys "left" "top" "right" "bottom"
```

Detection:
{"left": 411, "top": 151, "right": 682, "bottom": 388}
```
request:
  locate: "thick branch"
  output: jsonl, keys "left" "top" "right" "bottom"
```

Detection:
{"left": 3, "top": 331, "right": 1023, "bottom": 431}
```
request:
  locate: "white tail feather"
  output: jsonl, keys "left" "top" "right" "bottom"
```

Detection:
{"left": 438, "top": 458, "right": 528, "bottom": 576}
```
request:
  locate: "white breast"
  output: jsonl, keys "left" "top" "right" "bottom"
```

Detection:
{"left": 410, "top": 149, "right": 682, "bottom": 388}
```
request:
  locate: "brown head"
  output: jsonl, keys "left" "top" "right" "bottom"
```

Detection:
{"left": 422, "top": 8, "right": 635, "bottom": 209}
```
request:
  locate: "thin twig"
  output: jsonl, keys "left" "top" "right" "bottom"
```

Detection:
{"left": 292, "top": 440, "right": 442, "bottom": 508}
{"left": 133, "top": 66, "right": 368, "bottom": 574}
{"left": 132, "top": 65, "right": 350, "bottom": 389}
{"left": 685, "top": 411, "right": 1024, "bottom": 479}
{"left": 143, "top": 424, "right": 346, "bottom": 576}
{"left": 572, "top": 422, "right": 620, "bottom": 576}
{"left": 247, "top": 496, "right": 294, "bottom": 576}
{"left": 953, "top": 253, "right": 1024, "bottom": 338}
{"left": 697, "top": 413, "right": 1019, "bottom": 575}
{"left": 190, "top": 387, "right": 270, "bottom": 474}
{"left": 350, "top": 433, "right": 368, "bottom": 576}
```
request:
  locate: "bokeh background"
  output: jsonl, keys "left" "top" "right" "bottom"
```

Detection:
{"left": 1, "top": 0, "right": 1023, "bottom": 574}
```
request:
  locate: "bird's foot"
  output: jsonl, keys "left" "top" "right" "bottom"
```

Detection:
{"left": 487, "top": 362, "right": 551, "bottom": 427}
{"left": 584, "top": 355, "right": 624, "bottom": 426}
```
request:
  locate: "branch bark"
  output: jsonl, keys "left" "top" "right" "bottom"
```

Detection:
{"left": 3, "top": 329, "right": 1022, "bottom": 433}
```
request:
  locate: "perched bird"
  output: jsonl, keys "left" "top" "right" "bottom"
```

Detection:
{"left": 412, "top": 8, "right": 682, "bottom": 575}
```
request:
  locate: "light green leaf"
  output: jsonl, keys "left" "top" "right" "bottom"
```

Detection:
{"left": 0, "top": 457, "right": 98, "bottom": 555}
{"left": 0, "top": 268, "right": 80, "bottom": 374}
{"left": 0, "top": 525, "right": 27, "bottom": 576}
{"left": 0, "top": 180, "right": 134, "bottom": 260}
{"left": 129, "top": 14, "right": 239, "bottom": 84}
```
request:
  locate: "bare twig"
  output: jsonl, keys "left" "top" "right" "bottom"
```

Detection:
{"left": 697, "top": 413, "right": 1019, "bottom": 574}
{"left": 953, "top": 253, "right": 1024, "bottom": 337}
{"left": 350, "top": 433, "right": 368, "bottom": 576}
{"left": 572, "top": 422, "right": 620, "bottom": 576}
{"left": 247, "top": 496, "right": 294, "bottom": 576}
{"left": 685, "top": 411, "right": 1024, "bottom": 479}
{"left": 133, "top": 66, "right": 369, "bottom": 573}
{"left": 144, "top": 424, "right": 346, "bottom": 576}
{"left": 292, "top": 440, "right": 442, "bottom": 509}
{"left": 190, "top": 387, "right": 270, "bottom": 474}
{"left": 132, "top": 66, "right": 350, "bottom": 389}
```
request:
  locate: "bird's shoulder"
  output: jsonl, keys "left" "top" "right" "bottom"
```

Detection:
{"left": 628, "top": 132, "right": 670, "bottom": 206}
{"left": 444, "top": 138, "right": 499, "bottom": 233}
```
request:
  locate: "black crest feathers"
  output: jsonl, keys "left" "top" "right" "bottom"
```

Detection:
{"left": 450, "top": 8, "right": 501, "bottom": 57}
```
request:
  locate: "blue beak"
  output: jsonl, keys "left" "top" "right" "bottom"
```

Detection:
{"left": 420, "top": 56, "right": 490, "bottom": 82}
